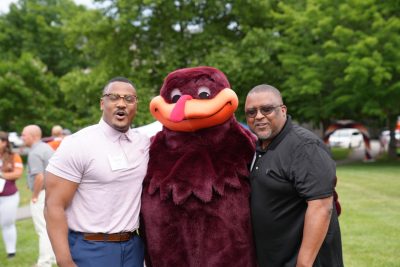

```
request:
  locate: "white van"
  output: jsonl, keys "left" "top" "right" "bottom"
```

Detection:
{"left": 328, "top": 128, "right": 363, "bottom": 148}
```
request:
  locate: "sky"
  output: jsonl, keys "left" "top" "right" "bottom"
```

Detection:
{"left": 0, "top": 0, "right": 94, "bottom": 14}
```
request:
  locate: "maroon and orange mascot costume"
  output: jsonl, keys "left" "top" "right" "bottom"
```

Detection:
{"left": 140, "top": 66, "right": 257, "bottom": 266}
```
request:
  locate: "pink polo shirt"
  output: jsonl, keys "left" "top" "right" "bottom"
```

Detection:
{"left": 46, "top": 119, "right": 150, "bottom": 233}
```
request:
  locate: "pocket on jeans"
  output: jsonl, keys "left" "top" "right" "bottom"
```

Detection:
{"left": 68, "top": 231, "right": 79, "bottom": 251}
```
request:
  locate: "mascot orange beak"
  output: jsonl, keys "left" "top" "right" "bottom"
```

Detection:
{"left": 150, "top": 88, "right": 238, "bottom": 132}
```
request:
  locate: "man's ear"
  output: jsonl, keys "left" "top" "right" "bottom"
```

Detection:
{"left": 100, "top": 99, "right": 104, "bottom": 111}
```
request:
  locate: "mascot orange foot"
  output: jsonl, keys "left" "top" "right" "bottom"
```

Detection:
{"left": 141, "top": 66, "right": 257, "bottom": 267}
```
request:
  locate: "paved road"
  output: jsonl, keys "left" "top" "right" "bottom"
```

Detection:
{"left": 336, "top": 139, "right": 381, "bottom": 165}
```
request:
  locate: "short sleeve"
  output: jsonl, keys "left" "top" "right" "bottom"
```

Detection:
{"left": 46, "top": 136, "right": 84, "bottom": 183}
{"left": 28, "top": 152, "right": 45, "bottom": 176}
{"left": 13, "top": 153, "right": 23, "bottom": 170}
{"left": 290, "top": 142, "right": 336, "bottom": 200}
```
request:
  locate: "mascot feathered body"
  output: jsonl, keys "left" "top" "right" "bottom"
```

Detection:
{"left": 141, "top": 66, "right": 257, "bottom": 267}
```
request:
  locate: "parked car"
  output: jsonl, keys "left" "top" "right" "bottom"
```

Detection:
{"left": 328, "top": 128, "right": 363, "bottom": 149}
{"left": 8, "top": 132, "right": 24, "bottom": 148}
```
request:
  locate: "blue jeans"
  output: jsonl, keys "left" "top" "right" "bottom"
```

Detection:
{"left": 68, "top": 230, "right": 144, "bottom": 267}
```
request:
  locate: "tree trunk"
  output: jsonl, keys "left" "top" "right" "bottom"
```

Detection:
{"left": 387, "top": 114, "right": 398, "bottom": 159}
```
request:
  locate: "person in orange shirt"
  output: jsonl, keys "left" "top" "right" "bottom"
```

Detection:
{"left": 47, "top": 125, "right": 64, "bottom": 151}
{"left": 0, "top": 131, "right": 24, "bottom": 259}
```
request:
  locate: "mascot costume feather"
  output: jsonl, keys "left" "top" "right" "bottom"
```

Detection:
{"left": 140, "top": 66, "right": 257, "bottom": 267}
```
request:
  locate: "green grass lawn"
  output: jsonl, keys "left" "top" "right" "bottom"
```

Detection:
{"left": 337, "top": 160, "right": 400, "bottom": 267}
{"left": 331, "top": 147, "right": 351, "bottom": 161}
{"left": 0, "top": 176, "right": 55, "bottom": 266}
{"left": 0, "top": 160, "right": 399, "bottom": 266}
{"left": 0, "top": 219, "right": 38, "bottom": 267}
{"left": 0, "top": 173, "right": 38, "bottom": 266}
{"left": 16, "top": 172, "right": 31, "bottom": 207}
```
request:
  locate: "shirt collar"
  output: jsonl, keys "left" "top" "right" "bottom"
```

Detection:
{"left": 99, "top": 119, "right": 132, "bottom": 143}
{"left": 31, "top": 140, "right": 43, "bottom": 149}
{"left": 256, "top": 115, "right": 292, "bottom": 152}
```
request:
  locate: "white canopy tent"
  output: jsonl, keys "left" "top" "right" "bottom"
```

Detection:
{"left": 135, "top": 121, "right": 163, "bottom": 138}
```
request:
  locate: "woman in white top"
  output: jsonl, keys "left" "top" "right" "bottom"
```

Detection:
{"left": 0, "top": 131, "right": 24, "bottom": 259}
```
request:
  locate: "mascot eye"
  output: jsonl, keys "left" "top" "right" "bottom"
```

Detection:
{"left": 198, "top": 86, "right": 211, "bottom": 99}
{"left": 170, "top": 89, "right": 182, "bottom": 103}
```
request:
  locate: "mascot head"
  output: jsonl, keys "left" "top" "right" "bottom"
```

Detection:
{"left": 150, "top": 66, "right": 239, "bottom": 132}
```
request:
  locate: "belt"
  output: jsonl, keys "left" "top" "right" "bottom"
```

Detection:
{"left": 82, "top": 230, "right": 138, "bottom": 242}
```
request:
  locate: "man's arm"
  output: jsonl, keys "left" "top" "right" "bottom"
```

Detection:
{"left": 296, "top": 196, "right": 333, "bottom": 267}
{"left": 28, "top": 152, "right": 47, "bottom": 202}
{"left": 31, "top": 172, "right": 44, "bottom": 203}
{"left": 44, "top": 171, "right": 79, "bottom": 267}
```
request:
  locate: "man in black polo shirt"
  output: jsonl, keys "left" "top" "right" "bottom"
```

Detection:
{"left": 245, "top": 84, "right": 343, "bottom": 267}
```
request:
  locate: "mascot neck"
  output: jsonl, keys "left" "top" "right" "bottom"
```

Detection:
{"left": 163, "top": 117, "right": 234, "bottom": 149}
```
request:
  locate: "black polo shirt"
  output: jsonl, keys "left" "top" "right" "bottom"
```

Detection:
{"left": 250, "top": 116, "right": 343, "bottom": 267}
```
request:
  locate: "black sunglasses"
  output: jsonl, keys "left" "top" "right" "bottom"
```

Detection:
{"left": 245, "top": 105, "right": 283, "bottom": 118}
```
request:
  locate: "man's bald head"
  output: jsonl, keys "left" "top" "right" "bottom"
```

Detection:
{"left": 22, "top": 125, "right": 42, "bottom": 147}
{"left": 247, "top": 84, "right": 283, "bottom": 103}
{"left": 51, "top": 125, "right": 63, "bottom": 137}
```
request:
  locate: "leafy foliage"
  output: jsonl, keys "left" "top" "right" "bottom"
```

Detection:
{"left": 0, "top": 53, "right": 59, "bottom": 133}
{"left": 0, "top": 0, "right": 398, "bottom": 157}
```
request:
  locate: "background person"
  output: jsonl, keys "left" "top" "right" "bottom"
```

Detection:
{"left": 0, "top": 131, "right": 23, "bottom": 259}
{"left": 62, "top": 129, "right": 72, "bottom": 137}
{"left": 245, "top": 84, "right": 343, "bottom": 267}
{"left": 44, "top": 77, "right": 150, "bottom": 267}
{"left": 47, "top": 125, "right": 64, "bottom": 151}
{"left": 21, "top": 125, "right": 55, "bottom": 267}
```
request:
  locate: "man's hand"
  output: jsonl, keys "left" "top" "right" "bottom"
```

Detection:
{"left": 44, "top": 171, "right": 79, "bottom": 267}
{"left": 32, "top": 172, "right": 44, "bottom": 203}
{"left": 296, "top": 196, "right": 333, "bottom": 267}
{"left": 58, "top": 258, "right": 78, "bottom": 267}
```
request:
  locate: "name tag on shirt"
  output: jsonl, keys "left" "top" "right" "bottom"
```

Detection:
{"left": 108, "top": 154, "right": 128, "bottom": 171}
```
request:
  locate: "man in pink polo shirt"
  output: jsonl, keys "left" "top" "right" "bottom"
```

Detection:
{"left": 44, "top": 77, "right": 150, "bottom": 267}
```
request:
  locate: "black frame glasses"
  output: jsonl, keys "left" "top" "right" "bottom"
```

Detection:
{"left": 245, "top": 105, "right": 284, "bottom": 118}
{"left": 102, "top": 93, "right": 138, "bottom": 105}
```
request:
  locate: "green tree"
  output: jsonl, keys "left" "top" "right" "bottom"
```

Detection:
{"left": 269, "top": 0, "right": 351, "bottom": 129}
{"left": 0, "top": 53, "right": 59, "bottom": 133}
{"left": 1, "top": 0, "right": 398, "bottom": 153}
{"left": 0, "top": 0, "right": 96, "bottom": 133}
{"left": 61, "top": 0, "right": 251, "bottom": 125}
{"left": 336, "top": 0, "right": 400, "bottom": 158}
{"left": 0, "top": 0, "right": 87, "bottom": 76}
{"left": 269, "top": 0, "right": 399, "bottom": 158}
